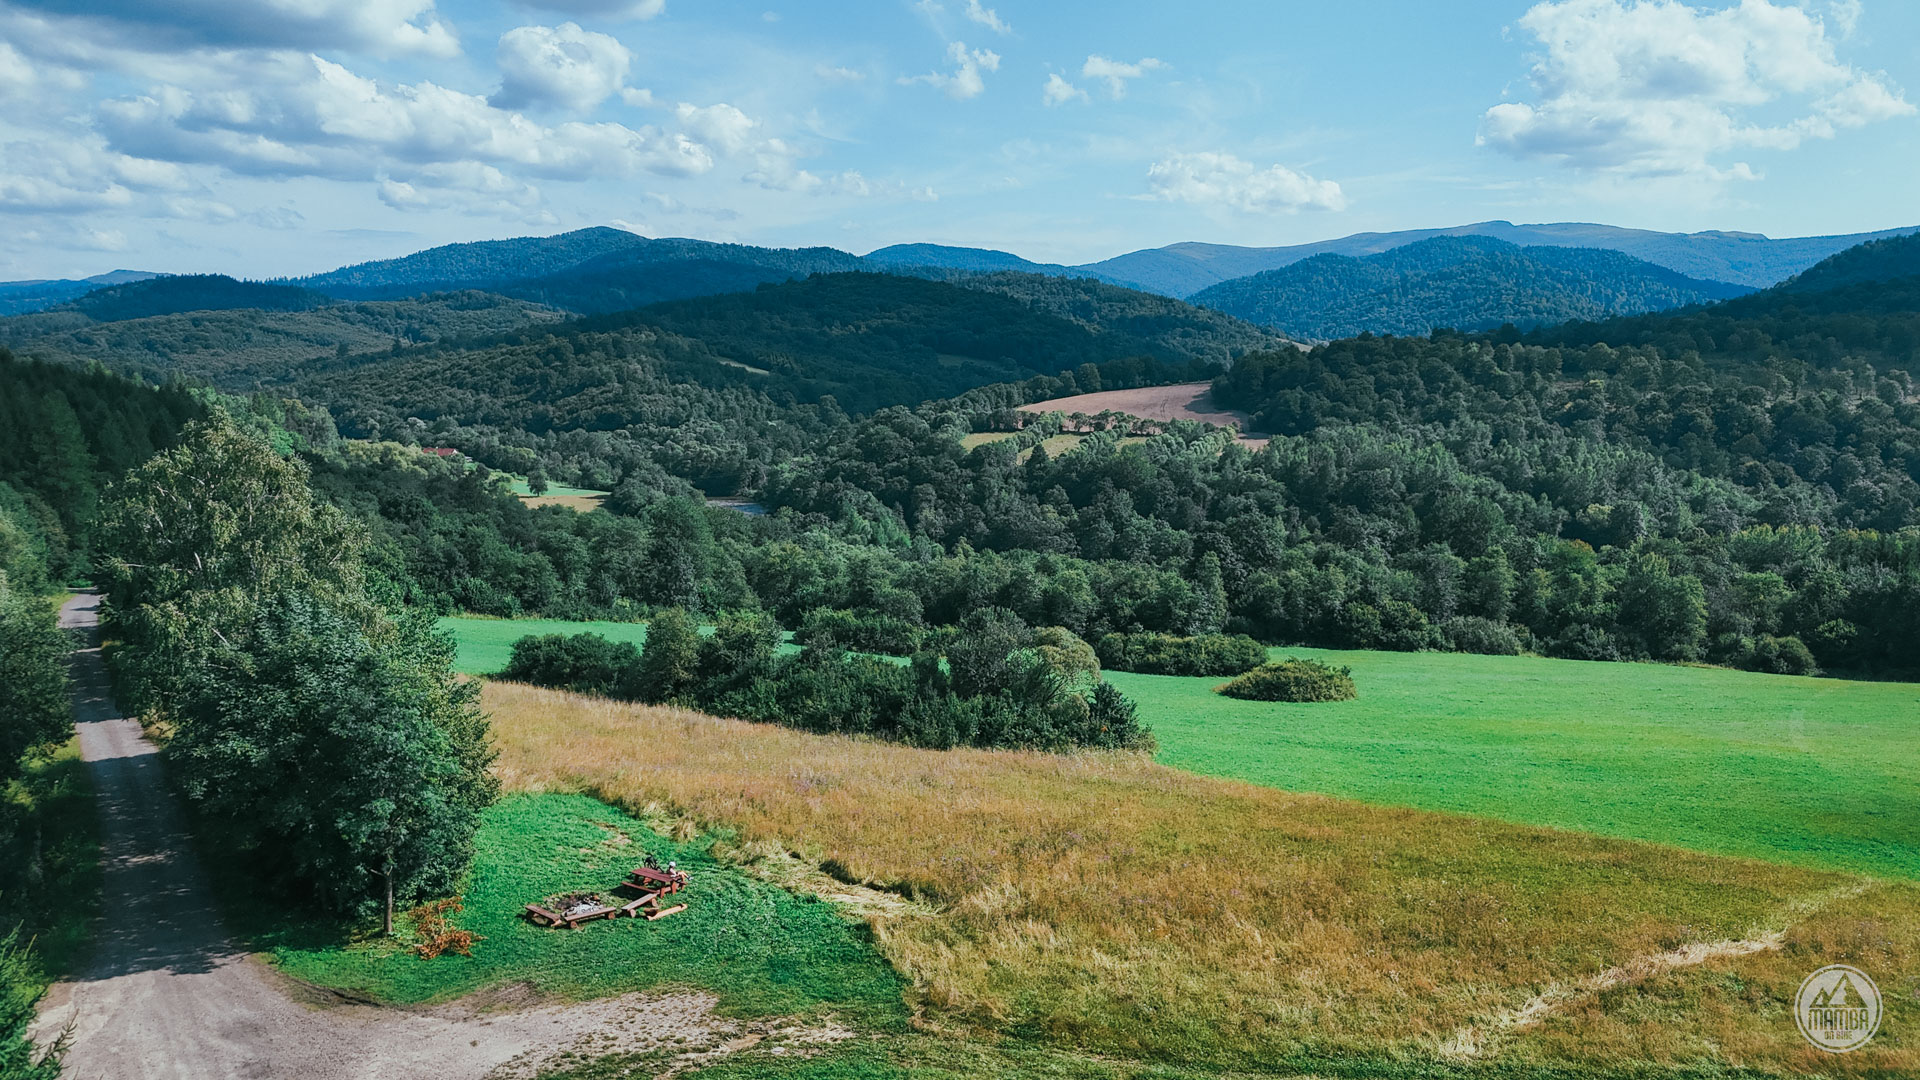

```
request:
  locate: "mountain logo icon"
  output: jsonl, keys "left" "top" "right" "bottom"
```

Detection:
{"left": 1795, "top": 964, "right": 1882, "bottom": 1053}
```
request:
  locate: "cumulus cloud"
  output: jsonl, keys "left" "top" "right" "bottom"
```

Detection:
{"left": 1042, "top": 73, "right": 1087, "bottom": 107}
{"left": 493, "top": 23, "right": 634, "bottom": 111}
{"left": 378, "top": 161, "right": 553, "bottom": 223}
{"left": 0, "top": 136, "right": 191, "bottom": 214}
{"left": 675, "top": 102, "right": 759, "bottom": 153}
{"left": 93, "top": 54, "right": 715, "bottom": 186}
{"left": 515, "top": 0, "right": 665, "bottom": 21}
{"left": 1145, "top": 151, "right": 1346, "bottom": 213}
{"left": 1479, "top": 0, "right": 1914, "bottom": 181}
{"left": 900, "top": 40, "right": 999, "bottom": 99}
{"left": 962, "top": 0, "right": 1011, "bottom": 35}
{"left": 1081, "top": 54, "right": 1164, "bottom": 99}
{"left": 2, "top": 0, "right": 459, "bottom": 58}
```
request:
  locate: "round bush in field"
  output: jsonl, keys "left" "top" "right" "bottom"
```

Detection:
{"left": 1216, "top": 658, "right": 1356, "bottom": 702}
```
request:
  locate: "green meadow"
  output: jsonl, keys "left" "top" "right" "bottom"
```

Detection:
{"left": 440, "top": 617, "right": 1920, "bottom": 881}
{"left": 437, "top": 616, "right": 653, "bottom": 676}
{"left": 253, "top": 792, "right": 906, "bottom": 1020}
{"left": 1114, "top": 647, "right": 1920, "bottom": 881}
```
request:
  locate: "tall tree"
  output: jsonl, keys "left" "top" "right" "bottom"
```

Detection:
{"left": 172, "top": 593, "right": 495, "bottom": 924}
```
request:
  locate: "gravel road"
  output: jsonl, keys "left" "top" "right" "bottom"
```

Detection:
{"left": 35, "top": 593, "right": 741, "bottom": 1079}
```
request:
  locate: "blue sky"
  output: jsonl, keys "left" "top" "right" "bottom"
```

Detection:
{"left": 1, "top": 0, "right": 1916, "bottom": 279}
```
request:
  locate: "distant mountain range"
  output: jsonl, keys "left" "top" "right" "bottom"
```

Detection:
{"left": 6, "top": 219, "right": 1915, "bottom": 327}
{"left": 1076, "top": 221, "right": 1920, "bottom": 296}
{"left": 0, "top": 269, "right": 163, "bottom": 317}
{"left": 1189, "top": 235, "right": 1754, "bottom": 340}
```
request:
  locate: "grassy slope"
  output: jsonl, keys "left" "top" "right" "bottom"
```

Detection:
{"left": 483, "top": 683, "right": 1913, "bottom": 1077}
{"left": 438, "top": 617, "right": 1918, "bottom": 880}
{"left": 252, "top": 792, "right": 906, "bottom": 1025}
{"left": 1119, "top": 646, "right": 1920, "bottom": 881}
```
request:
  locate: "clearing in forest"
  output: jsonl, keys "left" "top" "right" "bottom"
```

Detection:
{"left": 1018, "top": 381, "right": 1268, "bottom": 447}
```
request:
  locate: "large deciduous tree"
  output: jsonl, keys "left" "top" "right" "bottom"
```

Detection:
{"left": 99, "top": 412, "right": 495, "bottom": 924}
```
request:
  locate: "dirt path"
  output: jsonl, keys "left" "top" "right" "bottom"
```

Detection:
{"left": 35, "top": 594, "right": 755, "bottom": 1079}
{"left": 1434, "top": 880, "right": 1876, "bottom": 1061}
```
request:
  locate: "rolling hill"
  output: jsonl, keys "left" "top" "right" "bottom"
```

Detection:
{"left": 0, "top": 292, "right": 564, "bottom": 387}
{"left": 1080, "top": 220, "right": 1920, "bottom": 296}
{"left": 0, "top": 269, "right": 165, "bottom": 317}
{"left": 1188, "top": 235, "right": 1751, "bottom": 340}
{"left": 65, "top": 275, "right": 335, "bottom": 322}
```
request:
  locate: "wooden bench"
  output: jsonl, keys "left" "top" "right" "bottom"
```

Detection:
{"left": 618, "top": 892, "right": 660, "bottom": 917}
{"left": 646, "top": 903, "right": 687, "bottom": 921}
{"left": 524, "top": 903, "right": 565, "bottom": 927}
{"left": 526, "top": 900, "right": 619, "bottom": 928}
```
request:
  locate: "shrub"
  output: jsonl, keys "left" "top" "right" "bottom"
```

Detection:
{"left": 1095, "top": 631, "right": 1266, "bottom": 676}
{"left": 1738, "top": 634, "right": 1821, "bottom": 676}
{"left": 793, "top": 607, "right": 924, "bottom": 656}
{"left": 498, "top": 633, "right": 639, "bottom": 696}
{"left": 1217, "top": 658, "right": 1357, "bottom": 702}
{"left": 1439, "top": 616, "right": 1523, "bottom": 656}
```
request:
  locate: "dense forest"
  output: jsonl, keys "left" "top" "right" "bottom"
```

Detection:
{"left": 5, "top": 230, "right": 1919, "bottom": 682}
{"left": 1191, "top": 236, "right": 1751, "bottom": 340}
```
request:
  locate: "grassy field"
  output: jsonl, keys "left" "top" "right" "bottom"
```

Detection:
{"left": 247, "top": 791, "right": 906, "bottom": 1025}
{"left": 438, "top": 616, "right": 653, "bottom": 676}
{"left": 481, "top": 682, "right": 1917, "bottom": 1077}
{"left": 438, "top": 616, "right": 1920, "bottom": 881}
{"left": 1118, "top": 646, "right": 1920, "bottom": 881}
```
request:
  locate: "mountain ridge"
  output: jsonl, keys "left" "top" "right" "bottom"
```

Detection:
{"left": 1189, "top": 235, "right": 1753, "bottom": 340}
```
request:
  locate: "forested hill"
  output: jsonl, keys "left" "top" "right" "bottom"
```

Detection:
{"left": 63, "top": 275, "right": 334, "bottom": 321}
{"left": 0, "top": 270, "right": 162, "bottom": 317}
{"left": 0, "top": 292, "right": 564, "bottom": 388}
{"left": 291, "top": 228, "right": 864, "bottom": 309}
{"left": 289, "top": 272, "right": 1249, "bottom": 439}
{"left": 0, "top": 350, "right": 206, "bottom": 577}
{"left": 295, "top": 227, "right": 644, "bottom": 292}
{"left": 1772, "top": 231, "right": 1920, "bottom": 295}
{"left": 1189, "top": 236, "right": 1750, "bottom": 340}
{"left": 1529, "top": 230, "right": 1920, "bottom": 357}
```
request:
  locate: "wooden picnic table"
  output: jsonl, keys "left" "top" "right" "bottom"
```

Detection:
{"left": 628, "top": 867, "right": 687, "bottom": 890}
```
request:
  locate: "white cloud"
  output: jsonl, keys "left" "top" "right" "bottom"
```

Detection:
{"left": 900, "top": 40, "right": 1000, "bottom": 100}
{"left": 515, "top": 0, "right": 665, "bottom": 21}
{"left": 493, "top": 23, "right": 634, "bottom": 111}
{"left": 0, "top": 136, "right": 191, "bottom": 214}
{"left": 93, "top": 54, "right": 716, "bottom": 187}
{"left": 2, "top": 0, "right": 459, "bottom": 58}
{"left": 1480, "top": 0, "right": 1914, "bottom": 181}
{"left": 1081, "top": 54, "right": 1164, "bottom": 99}
{"left": 378, "top": 161, "right": 551, "bottom": 221}
{"left": 815, "top": 64, "right": 864, "bottom": 82}
{"left": 1828, "top": 0, "right": 1862, "bottom": 38}
{"left": 1145, "top": 151, "right": 1346, "bottom": 213}
{"left": 0, "top": 42, "right": 39, "bottom": 101}
{"left": 675, "top": 102, "right": 759, "bottom": 154}
{"left": 1042, "top": 73, "right": 1087, "bottom": 107}
{"left": 962, "top": 0, "right": 1011, "bottom": 35}
{"left": 620, "top": 86, "right": 654, "bottom": 106}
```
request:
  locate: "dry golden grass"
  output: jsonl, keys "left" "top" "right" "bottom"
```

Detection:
{"left": 484, "top": 681, "right": 1908, "bottom": 1071}
{"left": 518, "top": 494, "right": 606, "bottom": 512}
